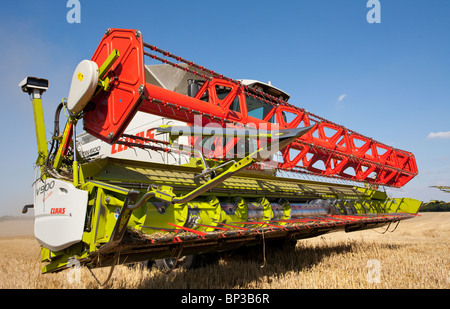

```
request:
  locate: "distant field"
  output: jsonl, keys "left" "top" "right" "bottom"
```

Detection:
{"left": 0, "top": 218, "right": 33, "bottom": 237}
{"left": 0, "top": 213, "right": 449, "bottom": 289}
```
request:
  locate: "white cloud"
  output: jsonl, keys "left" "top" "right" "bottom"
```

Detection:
{"left": 427, "top": 131, "right": 450, "bottom": 139}
{"left": 337, "top": 94, "right": 347, "bottom": 103}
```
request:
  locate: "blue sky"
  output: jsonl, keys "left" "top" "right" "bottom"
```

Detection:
{"left": 1, "top": 0, "right": 449, "bottom": 216}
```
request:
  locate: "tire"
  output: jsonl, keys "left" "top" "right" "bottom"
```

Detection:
{"left": 154, "top": 254, "right": 197, "bottom": 270}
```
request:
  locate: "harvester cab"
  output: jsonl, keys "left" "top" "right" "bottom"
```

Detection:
{"left": 22, "top": 28, "right": 421, "bottom": 275}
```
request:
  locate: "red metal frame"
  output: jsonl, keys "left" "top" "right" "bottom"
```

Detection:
{"left": 82, "top": 29, "right": 418, "bottom": 188}
{"left": 84, "top": 28, "right": 145, "bottom": 143}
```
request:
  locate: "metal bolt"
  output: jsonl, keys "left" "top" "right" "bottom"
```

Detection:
{"left": 138, "top": 84, "right": 145, "bottom": 95}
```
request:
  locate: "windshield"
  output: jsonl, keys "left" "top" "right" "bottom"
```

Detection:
{"left": 245, "top": 95, "right": 275, "bottom": 122}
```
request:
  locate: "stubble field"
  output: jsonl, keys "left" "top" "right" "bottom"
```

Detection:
{"left": 0, "top": 212, "right": 449, "bottom": 289}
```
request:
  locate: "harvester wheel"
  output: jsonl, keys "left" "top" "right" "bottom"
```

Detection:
{"left": 154, "top": 254, "right": 197, "bottom": 270}
{"left": 266, "top": 238, "right": 298, "bottom": 251}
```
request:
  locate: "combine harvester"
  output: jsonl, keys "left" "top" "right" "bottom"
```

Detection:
{"left": 21, "top": 29, "right": 421, "bottom": 275}
{"left": 432, "top": 186, "right": 450, "bottom": 194}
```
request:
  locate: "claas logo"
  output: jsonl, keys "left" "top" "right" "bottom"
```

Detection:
{"left": 50, "top": 208, "right": 66, "bottom": 215}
